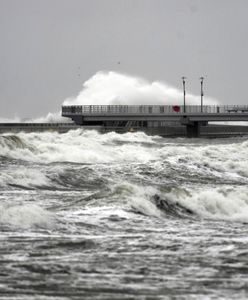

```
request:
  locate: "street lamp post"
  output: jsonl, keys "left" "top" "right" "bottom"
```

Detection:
{"left": 182, "top": 76, "right": 186, "bottom": 113}
{"left": 200, "top": 77, "right": 204, "bottom": 113}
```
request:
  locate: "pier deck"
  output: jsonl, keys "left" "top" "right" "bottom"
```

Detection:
{"left": 62, "top": 105, "right": 248, "bottom": 137}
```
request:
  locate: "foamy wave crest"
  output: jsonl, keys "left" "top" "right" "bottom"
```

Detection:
{"left": 63, "top": 71, "right": 218, "bottom": 106}
{"left": 109, "top": 182, "right": 162, "bottom": 218}
{"left": 0, "top": 135, "right": 34, "bottom": 150}
{"left": 0, "top": 204, "right": 56, "bottom": 229}
{"left": 76, "top": 182, "right": 162, "bottom": 223}
{"left": 1, "top": 132, "right": 248, "bottom": 179}
{"left": 86, "top": 182, "right": 248, "bottom": 222}
{"left": 162, "top": 186, "right": 248, "bottom": 223}
{"left": 0, "top": 130, "right": 158, "bottom": 163}
{"left": 159, "top": 139, "right": 248, "bottom": 178}
{"left": 0, "top": 167, "right": 51, "bottom": 189}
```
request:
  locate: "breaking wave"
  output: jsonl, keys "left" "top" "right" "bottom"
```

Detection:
{"left": 0, "top": 131, "right": 248, "bottom": 178}
{"left": 0, "top": 204, "right": 56, "bottom": 229}
{"left": 0, "top": 130, "right": 248, "bottom": 223}
{"left": 155, "top": 186, "right": 248, "bottom": 223}
{"left": 71, "top": 181, "right": 248, "bottom": 223}
{"left": 0, "top": 130, "right": 158, "bottom": 164}
{"left": 0, "top": 167, "right": 51, "bottom": 189}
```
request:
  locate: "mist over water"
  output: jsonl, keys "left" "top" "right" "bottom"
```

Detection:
{"left": 0, "top": 129, "right": 248, "bottom": 299}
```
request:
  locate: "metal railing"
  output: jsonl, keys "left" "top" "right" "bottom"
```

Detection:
{"left": 61, "top": 105, "right": 248, "bottom": 115}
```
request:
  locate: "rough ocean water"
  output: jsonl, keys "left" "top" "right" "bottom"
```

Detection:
{"left": 0, "top": 129, "right": 248, "bottom": 300}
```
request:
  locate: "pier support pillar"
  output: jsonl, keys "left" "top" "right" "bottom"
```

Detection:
{"left": 186, "top": 122, "right": 200, "bottom": 138}
{"left": 71, "top": 116, "right": 83, "bottom": 125}
{"left": 181, "top": 117, "right": 207, "bottom": 138}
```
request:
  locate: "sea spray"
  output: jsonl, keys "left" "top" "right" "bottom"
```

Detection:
{"left": 0, "top": 71, "right": 219, "bottom": 123}
{"left": 0, "top": 203, "right": 56, "bottom": 229}
{"left": 63, "top": 71, "right": 218, "bottom": 106}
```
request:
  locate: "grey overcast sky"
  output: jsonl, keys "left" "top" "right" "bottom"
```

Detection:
{"left": 1, "top": 0, "right": 248, "bottom": 118}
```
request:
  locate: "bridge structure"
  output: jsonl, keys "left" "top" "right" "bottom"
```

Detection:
{"left": 61, "top": 105, "right": 248, "bottom": 137}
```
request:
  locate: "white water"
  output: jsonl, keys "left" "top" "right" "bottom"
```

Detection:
{"left": 0, "top": 203, "right": 56, "bottom": 229}
{"left": 1, "top": 130, "right": 248, "bottom": 299}
{"left": 1, "top": 130, "right": 248, "bottom": 173}
{"left": 0, "top": 130, "right": 248, "bottom": 224}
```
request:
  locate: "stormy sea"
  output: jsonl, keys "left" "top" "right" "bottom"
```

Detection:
{"left": 0, "top": 129, "right": 248, "bottom": 299}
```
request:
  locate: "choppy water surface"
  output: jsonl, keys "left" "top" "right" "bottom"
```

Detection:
{"left": 0, "top": 130, "right": 248, "bottom": 299}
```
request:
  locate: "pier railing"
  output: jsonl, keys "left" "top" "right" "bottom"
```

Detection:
{"left": 62, "top": 105, "right": 248, "bottom": 115}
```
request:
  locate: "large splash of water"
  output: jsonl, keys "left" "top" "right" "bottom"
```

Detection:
{"left": 0, "top": 71, "right": 219, "bottom": 123}
{"left": 64, "top": 71, "right": 218, "bottom": 106}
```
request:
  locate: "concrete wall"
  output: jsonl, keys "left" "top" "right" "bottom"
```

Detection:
{"left": 1, "top": 123, "right": 248, "bottom": 138}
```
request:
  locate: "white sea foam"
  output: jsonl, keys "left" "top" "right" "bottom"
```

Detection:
{"left": 0, "top": 167, "right": 50, "bottom": 188}
{"left": 109, "top": 182, "right": 162, "bottom": 218}
{"left": 91, "top": 181, "right": 248, "bottom": 223}
{"left": 83, "top": 180, "right": 248, "bottom": 223}
{"left": 0, "top": 131, "right": 248, "bottom": 175}
{"left": 127, "top": 187, "right": 162, "bottom": 218}
{"left": 1, "top": 130, "right": 248, "bottom": 223}
{"left": 0, "top": 130, "right": 159, "bottom": 164}
{"left": 193, "top": 187, "right": 248, "bottom": 222}
{"left": 158, "top": 139, "right": 248, "bottom": 178}
{"left": 73, "top": 182, "right": 162, "bottom": 223}
{"left": 115, "top": 181, "right": 248, "bottom": 222}
{"left": 161, "top": 186, "right": 248, "bottom": 223}
{"left": 63, "top": 71, "right": 218, "bottom": 106}
{"left": 0, "top": 204, "right": 56, "bottom": 229}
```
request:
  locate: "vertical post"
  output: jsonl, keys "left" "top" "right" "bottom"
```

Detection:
{"left": 182, "top": 76, "right": 186, "bottom": 113}
{"left": 200, "top": 77, "right": 204, "bottom": 113}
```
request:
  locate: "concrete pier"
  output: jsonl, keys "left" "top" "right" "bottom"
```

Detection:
{"left": 61, "top": 105, "right": 248, "bottom": 138}
{"left": 0, "top": 123, "right": 80, "bottom": 133}
{"left": 1, "top": 105, "right": 248, "bottom": 138}
{"left": 0, "top": 122, "right": 248, "bottom": 138}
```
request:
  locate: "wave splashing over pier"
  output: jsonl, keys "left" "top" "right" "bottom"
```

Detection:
{"left": 63, "top": 71, "right": 218, "bottom": 106}
{"left": 0, "top": 130, "right": 248, "bottom": 299}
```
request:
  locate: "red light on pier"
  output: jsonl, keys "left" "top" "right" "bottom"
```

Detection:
{"left": 173, "top": 105, "right": 180, "bottom": 113}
